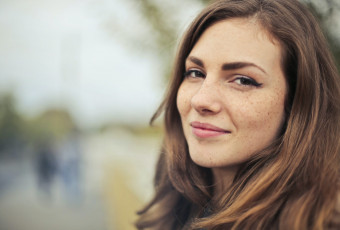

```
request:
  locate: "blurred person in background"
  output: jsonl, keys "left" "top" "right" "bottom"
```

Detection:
{"left": 36, "top": 139, "right": 57, "bottom": 199}
{"left": 57, "top": 130, "right": 82, "bottom": 204}
{"left": 136, "top": 0, "right": 340, "bottom": 229}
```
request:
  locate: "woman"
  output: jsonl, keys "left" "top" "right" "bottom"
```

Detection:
{"left": 136, "top": 0, "right": 340, "bottom": 229}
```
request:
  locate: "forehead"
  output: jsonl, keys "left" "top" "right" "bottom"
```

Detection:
{"left": 202, "top": 17, "right": 279, "bottom": 46}
{"left": 188, "top": 18, "right": 282, "bottom": 71}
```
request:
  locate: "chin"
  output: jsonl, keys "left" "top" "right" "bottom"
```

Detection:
{"left": 188, "top": 147, "right": 249, "bottom": 170}
{"left": 189, "top": 150, "right": 224, "bottom": 168}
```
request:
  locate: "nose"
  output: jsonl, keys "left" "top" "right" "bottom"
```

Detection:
{"left": 191, "top": 80, "right": 222, "bottom": 115}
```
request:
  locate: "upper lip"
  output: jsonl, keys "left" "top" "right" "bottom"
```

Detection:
{"left": 190, "top": 121, "right": 230, "bottom": 133}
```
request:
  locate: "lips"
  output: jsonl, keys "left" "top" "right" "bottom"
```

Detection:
{"left": 190, "top": 121, "right": 230, "bottom": 138}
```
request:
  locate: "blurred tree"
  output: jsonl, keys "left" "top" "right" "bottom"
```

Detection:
{"left": 132, "top": 0, "right": 213, "bottom": 78}
{"left": 0, "top": 93, "right": 25, "bottom": 155}
{"left": 107, "top": 0, "right": 339, "bottom": 79}
{"left": 304, "top": 0, "right": 340, "bottom": 69}
{"left": 98, "top": 0, "right": 207, "bottom": 80}
{"left": 27, "top": 108, "right": 76, "bottom": 147}
{"left": 133, "top": 0, "right": 178, "bottom": 79}
{"left": 0, "top": 91, "right": 76, "bottom": 157}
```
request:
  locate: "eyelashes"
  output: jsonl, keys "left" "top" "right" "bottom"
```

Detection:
{"left": 183, "top": 69, "right": 205, "bottom": 78}
{"left": 183, "top": 69, "right": 263, "bottom": 88}
{"left": 234, "top": 77, "right": 262, "bottom": 87}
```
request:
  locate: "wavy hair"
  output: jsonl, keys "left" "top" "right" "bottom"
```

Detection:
{"left": 136, "top": 0, "right": 340, "bottom": 229}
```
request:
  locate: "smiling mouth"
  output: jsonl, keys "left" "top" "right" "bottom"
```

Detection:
{"left": 190, "top": 121, "right": 230, "bottom": 138}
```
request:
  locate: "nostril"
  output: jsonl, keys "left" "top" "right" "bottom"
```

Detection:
{"left": 191, "top": 96, "right": 221, "bottom": 114}
{"left": 202, "top": 108, "right": 212, "bottom": 113}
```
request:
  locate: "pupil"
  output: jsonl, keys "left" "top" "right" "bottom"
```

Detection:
{"left": 241, "top": 78, "right": 251, "bottom": 85}
{"left": 241, "top": 78, "right": 250, "bottom": 85}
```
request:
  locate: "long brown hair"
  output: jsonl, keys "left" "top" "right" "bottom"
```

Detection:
{"left": 136, "top": 0, "right": 340, "bottom": 229}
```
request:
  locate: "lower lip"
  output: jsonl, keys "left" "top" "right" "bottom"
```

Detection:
{"left": 192, "top": 127, "right": 228, "bottom": 138}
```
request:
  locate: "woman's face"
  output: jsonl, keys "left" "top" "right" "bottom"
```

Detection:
{"left": 177, "top": 18, "right": 287, "bottom": 170}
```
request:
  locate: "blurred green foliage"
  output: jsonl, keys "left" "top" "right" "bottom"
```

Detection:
{"left": 0, "top": 94, "right": 25, "bottom": 153}
{"left": 27, "top": 108, "right": 76, "bottom": 145}
{"left": 0, "top": 92, "right": 76, "bottom": 156}
{"left": 130, "top": 0, "right": 340, "bottom": 78}
{"left": 305, "top": 0, "right": 340, "bottom": 69}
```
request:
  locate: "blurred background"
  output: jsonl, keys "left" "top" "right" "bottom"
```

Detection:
{"left": 0, "top": 0, "right": 339, "bottom": 230}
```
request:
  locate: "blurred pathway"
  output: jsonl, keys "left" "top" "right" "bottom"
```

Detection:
{"left": 0, "top": 147, "right": 108, "bottom": 230}
{"left": 0, "top": 129, "right": 161, "bottom": 230}
{"left": 83, "top": 128, "right": 161, "bottom": 230}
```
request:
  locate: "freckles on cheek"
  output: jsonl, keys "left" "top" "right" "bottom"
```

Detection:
{"left": 177, "top": 88, "right": 193, "bottom": 114}
{"left": 177, "top": 97, "right": 190, "bottom": 115}
{"left": 176, "top": 90, "right": 185, "bottom": 113}
{"left": 239, "top": 97, "right": 282, "bottom": 130}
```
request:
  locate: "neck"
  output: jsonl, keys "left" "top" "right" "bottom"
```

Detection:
{"left": 211, "top": 165, "right": 239, "bottom": 199}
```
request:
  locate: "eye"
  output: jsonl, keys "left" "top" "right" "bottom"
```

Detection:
{"left": 184, "top": 69, "right": 205, "bottom": 79}
{"left": 234, "top": 76, "right": 262, "bottom": 87}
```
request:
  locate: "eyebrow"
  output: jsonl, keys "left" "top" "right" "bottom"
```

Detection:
{"left": 187, "top": 56, "right": 267, "bottom": 75}
{"left": 187, "top": 56, "right": 205, "bottom": 68}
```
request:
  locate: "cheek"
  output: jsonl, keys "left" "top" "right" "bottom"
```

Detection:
{"left": 176, "top": 84, "right": 192, "bottom": 117}
{"left": 234, "top": 93, "right": 286, "bottom": 133}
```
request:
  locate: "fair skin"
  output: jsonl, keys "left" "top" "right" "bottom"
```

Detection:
{"left": 176, "top": 18, "right": 287, "bottom": 193}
